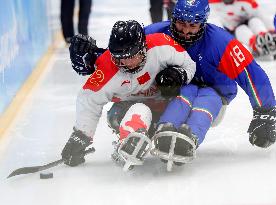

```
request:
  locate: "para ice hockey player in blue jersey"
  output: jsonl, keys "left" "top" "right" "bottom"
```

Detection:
{"left": 146, "top": 0, "right": 276, "bottom": 169}
{"left": 68, "top": 0, "right": 276, "bottom": 171}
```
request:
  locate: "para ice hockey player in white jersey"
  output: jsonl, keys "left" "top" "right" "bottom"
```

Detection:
{"left": 61, "top": 20, "right": 196, "bottom": 171}
{"left": 209, "top": 0, "right": 276, "bottom": 57}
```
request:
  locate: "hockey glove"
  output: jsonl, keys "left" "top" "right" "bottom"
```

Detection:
{"left": 69, "top": 34, "right": 105, "bottom": 75}
{"left": 155, "top": 66, "right": 187, "bottom": 98}
{"left": 61, "top": 127, "right": 93, "bottom": 166}
{"left": 248, "top": 107, "right": 276, "bottom": 148}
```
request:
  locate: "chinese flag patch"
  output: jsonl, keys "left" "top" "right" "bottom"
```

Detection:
{"left": 137, "top": 72, "right": 151, "bottom": 85}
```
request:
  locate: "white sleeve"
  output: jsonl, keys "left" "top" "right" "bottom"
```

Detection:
{"left": 158, "top": 45, "right": 196, "bottom": 84}
{"left": 244, "top": 2, "right": 258, "bottom": 18}
{"left": 251, "top": 6, "right": 273, "bottom": 30}
{"left": 75, "top": 86, "right": 113, "bottom": 137}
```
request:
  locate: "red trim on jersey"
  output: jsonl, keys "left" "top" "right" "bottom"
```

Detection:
{"left": 249, "top": 34, "right": 257, "bottom": 52}
{"left": 146, "top": 33, "right": 185, "bottom": 52}
{"left": 218, "top": 39, "right": 253, "bottom": 79}
{"left": 83, "top": 51, "right": 119, "bottom": 92}
{"left": 236, "top": 0, "right": 258, "bottom": 8}
{"left": 209, "top": 0, "right": 258, "bottom": 8}
{"left": 208, "top": 0, "right": 222, "bottom": 3}
{"left": 249, "top": 32, "right": 266, "bottom": 52}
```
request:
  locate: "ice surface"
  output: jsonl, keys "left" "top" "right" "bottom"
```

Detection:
{"left": 0, "top": 0, "right": 276, "bottom": 205}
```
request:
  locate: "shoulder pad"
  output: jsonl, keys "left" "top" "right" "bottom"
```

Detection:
{"left": 83, "top": 51, "right": 119, "bottom": 92}
{"left": 145, "top": 33, "right": 185, "bottom": 52}
{"left": 218, "top": 39, "right": 254, "bottom": 79}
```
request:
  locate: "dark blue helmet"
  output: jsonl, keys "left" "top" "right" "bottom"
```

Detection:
{"left": 109, "top": 20, "right": 147, "bottom": 73}
{"left": 170, "top": 0, "right": 210, "bottom": 47}
{"left": 109, "top": 20, "right": 145, "bottom": 59}
{"left": 173, "top": 0, "right": 210, "bottom": 24}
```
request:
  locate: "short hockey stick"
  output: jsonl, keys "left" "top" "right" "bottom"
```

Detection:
{"left": 7, "top": 147, "right": 95, "bottom": 178}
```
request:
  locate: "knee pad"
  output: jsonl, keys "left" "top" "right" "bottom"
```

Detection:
{"left": 107, "top": 101, "right": 134, "bottom": 133}
{"left": 119, "top": 103, "right": 152, "bottom": 140}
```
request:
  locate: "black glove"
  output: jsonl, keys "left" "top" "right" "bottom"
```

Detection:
{"left": 155, "top": 66, "right": 187, "bottom": 97}
{"left": 69, "top": 34, "right": 106, "bottom": 76}
{"left": 61, "top": 127, "right": 93, "bottom": 166}
{"left": 248, "top": 107, "right": 276, "bottom": 148}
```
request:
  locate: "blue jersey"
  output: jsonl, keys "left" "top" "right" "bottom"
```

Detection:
{"left": 145, "top": 21, "right": 276, "bottom": 108}
{"left": 274, "top": 14, "right": 276, "bottom": 30}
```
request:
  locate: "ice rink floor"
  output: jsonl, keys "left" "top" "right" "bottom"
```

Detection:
{"left": 1, "top": 0, "right": 276, "bottom": 205}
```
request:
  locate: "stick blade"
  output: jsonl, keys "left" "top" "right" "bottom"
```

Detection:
{"left": 7, "top": 147, "right": 96, "bottom": 178}
{"left": 7, "top": 166, "right": 41, "bottom": 178}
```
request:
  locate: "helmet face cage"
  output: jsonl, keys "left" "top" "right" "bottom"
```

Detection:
{"left": 170, "top": 0, "right": 210, "bottom": 47}
{"left": 109, "top": 20, "right": 147, "bottom": 73}
{"left": 111, "top": 47, "right": 147, "bottom": 74}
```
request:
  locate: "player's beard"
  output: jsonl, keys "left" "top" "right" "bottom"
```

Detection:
{"left": 170, "top": 22, "right": 205, "bottom": 48}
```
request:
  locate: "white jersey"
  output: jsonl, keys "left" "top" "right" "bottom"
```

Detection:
{"left": 210, "top": 0, "right": 259, "bottom": 31}
{"left": 75, "top": 33, "right": 196, "bottom": 137}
